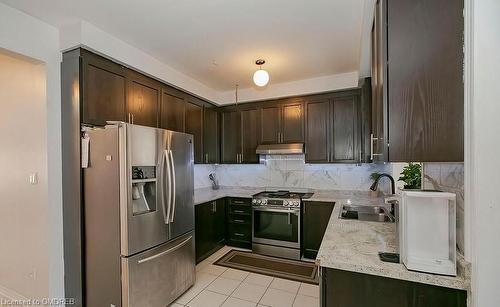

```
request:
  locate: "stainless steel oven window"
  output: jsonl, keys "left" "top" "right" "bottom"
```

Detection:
{"left": 252, "top": 207, "right": 300, "bottom": 249}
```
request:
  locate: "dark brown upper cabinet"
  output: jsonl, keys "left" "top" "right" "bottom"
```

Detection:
{"left": 305, "top": 99, "right": 330, "bottom": 163}
{"left": 160, "top": 87, "right": 185, "bottom": 132}
{"left": 305, "top": 91, "right": 363, "bottom": 164}
{"left": 261, "top": 105, "right": 281, "bottom": 144}
{"left": 240, "top": 107, "right": 261, "bottom": 163}
{"left": 372, "top": 0, "right": 464, "bottom": 162}
{"left": 203, "top": 106, "right": 219, "bottom": 164}
{"left": 185, "top": 100, "right": 204, "bottom": 164}
{"left": 282, "top": 102, "right": 304, "bottom": 143}
{"left": 221, "top": 110, "right": 241, "bottom": 164}
{"left": 81, "top": 51, "right": 126, "bottom": 126}
{"left": 331, "top": 95, "right": 360, "bottom": 162}
{"left": 260, "top": 101, "right": 304, "bottom": 144}
{"left": 126, "top": 72, "right": 160, "bottom": 127}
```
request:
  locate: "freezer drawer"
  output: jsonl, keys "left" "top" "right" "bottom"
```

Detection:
{"left": 122, "top": 232, "right": 195, "bottom": 307}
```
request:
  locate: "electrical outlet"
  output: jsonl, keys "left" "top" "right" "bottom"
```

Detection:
{"left": 28, "top": 268, "right": 37, "bottom": 280}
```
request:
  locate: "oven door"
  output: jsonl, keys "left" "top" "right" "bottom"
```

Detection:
{"left": 252, "top": 207, "right": 300, "bottom": 248}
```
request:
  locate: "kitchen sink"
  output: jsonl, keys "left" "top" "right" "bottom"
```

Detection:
{"left": 339, "top": 204, "right": 395, "bottom": 223}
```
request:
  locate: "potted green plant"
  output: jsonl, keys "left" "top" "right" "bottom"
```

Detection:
{"left": 398, "top": 163, "right": 422, "bottom": 189}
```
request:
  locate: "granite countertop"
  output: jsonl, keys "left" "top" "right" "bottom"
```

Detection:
{"left": 194, "top": 186, "right": 470, "bottom": 290}
{"left": 194, "top": 186, "right": 263, "bottom": 205}
{"left": 315, "top": 195, "right": 471, "bottom": 291}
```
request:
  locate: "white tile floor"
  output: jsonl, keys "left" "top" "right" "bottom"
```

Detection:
{"left": 172, "top": 246, "right": 320, "bottom": 307}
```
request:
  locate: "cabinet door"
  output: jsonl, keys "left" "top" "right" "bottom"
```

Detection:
{"left": 240, "top": 108, "right": 261, "bottom": 163}
{"left": 203, "top": 106, "right": 219, "bottom": 164}
{"left": 261, "top": 105, "right": 281, "bottom": 144}
{"left": 331, "top": 96, "right": 360, "bottom": 163}
{"left": 412, "top": 283, "right": 467, "bottom": 307}
{"left": 302, "top": 202, "right": 334, "bottom": 259}
{"left": 127, "top": 75, "right": 159, "bottom": 127}
{"left": 221, "top": 110, "right": 241, "bottom": 163}
{"left": 282, "top": 102, "right": 304, "bottom": 143}
{"left": 387, "top": 0, "right": 463, "bottom": 161}
{"left": 185, "top": 101, "right": 203, "bottom": 164}
{"left": 214, "top": 199, "right": 226, "bottom": 245}
{"left": 82, "top": 54, "right": 126, "bottom": 125}
{"left": 160, "top": 89, "right": 185, "bottom": 132}
{"left": 305, "top": 100, "right": 330, "bottom": 163}
{"left": 195, "top": 202, "right": 212, "bottom": 263}
{"left": 371, "top": 0, "right": 389, "bottom": 163}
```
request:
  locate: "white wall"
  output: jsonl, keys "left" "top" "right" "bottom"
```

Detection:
{"left": 470, "top": 0, "right": 500, "bottom": 306}
{"left": 0, "top": 2, "right": 63, "bottom": 302}
{"left": 0, "top": 52, "right": 49, "bottom": 300}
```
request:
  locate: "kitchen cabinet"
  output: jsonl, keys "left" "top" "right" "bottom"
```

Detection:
{"left": 320, "top": 268, "right": 466, "bottom": 307}
{"left": 261, "top": 105, "right": 281, "bottom": 144}
{"left": 240, "top": 108, "right": 261, "bottom": 163}
{"left": 81, "top": 51, "right": 126, "bottom": 126}
{"left": 305, "top": 99, "right": 330, "bottom": 163}
{"left": 331, "top": 95, "right": 360, "bottom": 162}
{"left": 185, "top": 100, "right": 203, "bottom": 164}
{"left": 195, "top": 199, "right": 226, "bottom": 263}
{"left": 160, "top": 88, "right": 185, "bottom": 132}
{"left": 371, "top": 0, "right": 464, "bottom": 162}
{"left": 221, "top": 110, "right": 241, "bottom": 163}
{"left": 302, "top": 201, "right": 334, "bottom": 259}
{"left": 126, "top": 72, "right": 160, "bottom": 127}
{"left": 305, "top": 91, "right": 363, "bottom": 163}
{"left": 220, "top": 107, "right": 260, "bottom": 164}
{"left": 226, "top": 198, "right": 252, "bottom": 249}
{"left": 260, "top": 102, "right": 304, "bottom": 144}
{"left": 203, "top": 106, "right": 219, "bottom": 164}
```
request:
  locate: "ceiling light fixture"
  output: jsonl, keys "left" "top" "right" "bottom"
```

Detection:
{"left": 253, "top": 59, "right": 269, "bottom": 87}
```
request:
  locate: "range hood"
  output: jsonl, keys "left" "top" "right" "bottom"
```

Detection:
{"left": 255, "top": 143, "right": 304, "bottom": 155}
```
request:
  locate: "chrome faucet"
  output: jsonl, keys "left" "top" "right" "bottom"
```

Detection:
{"left": 370, "top": 173, "right": 395, "bottom": 195}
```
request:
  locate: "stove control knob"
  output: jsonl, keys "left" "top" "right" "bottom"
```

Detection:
{"left": 283, "top": 200, "right": 289, "bottom": 206}
{"left": 257, "top": 199, "right": 262, "bottom": 204}
{"left": 252, "top": 199, "right": 257, "bottom": 204}
{"left": 262, "top": 199, "right": 267, "bottom": 205}
{"left": 293, "top": 201, "right": 300, "bottom": 207}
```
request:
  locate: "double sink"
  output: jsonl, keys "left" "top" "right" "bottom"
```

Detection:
{"left": 339, "top": 204, "right": 395, "bottom": 223}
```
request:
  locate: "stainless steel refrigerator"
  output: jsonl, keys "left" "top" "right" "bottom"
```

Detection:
{"left": 83, "top": 123, "right": 195, "bottom": 307}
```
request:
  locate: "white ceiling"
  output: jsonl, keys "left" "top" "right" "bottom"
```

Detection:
{"left": 1, "top": 0, "right": 369, "bottom": 93}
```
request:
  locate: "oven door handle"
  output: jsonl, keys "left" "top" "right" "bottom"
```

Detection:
{"left": 252, "top": 207, "right": 300, "bottom": 214}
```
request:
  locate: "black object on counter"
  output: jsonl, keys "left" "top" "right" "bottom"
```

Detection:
{"left": 378, "top": 252, "right": 400, "bottom": 263}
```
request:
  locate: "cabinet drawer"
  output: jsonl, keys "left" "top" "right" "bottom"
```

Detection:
{"left": 228, "top": 204, "right": 251, "bottom": 215}
{"left": 227, "top": 224, "right": 251, "bottom": 242}
{"left": 228, "top": 213, "right": 251, "bottom": 225}
{"left": 227, "top": 198, "right": 251, "bottom": 206}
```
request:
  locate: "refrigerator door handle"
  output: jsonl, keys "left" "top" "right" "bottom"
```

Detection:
{"left": 137, "top": 235, "right": 193, "bottom": 264}
{"left": 169, "top": 149, "right": 176, "bottom": 223}
{"left": 163, "top": 149, "right": 172, "bottom": 224}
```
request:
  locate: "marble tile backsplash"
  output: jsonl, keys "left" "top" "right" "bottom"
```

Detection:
{"left": 194, "top": 154, "right": 391, "bottom": 192}
{"left": 422, "top": 162, "right": 465, "bottom": 253}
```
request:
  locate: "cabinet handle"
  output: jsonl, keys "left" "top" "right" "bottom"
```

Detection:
{"left": 233, "top": 210, "right": 245, "bottom": 214}
{"left": 234, "top": 219, "right": 245, "bottom": 223}
{"left": 240, "top": 153, "right": 244, "bottom": 163}
{"left": 128, "top": 113, "right": 131, "bottom": 124}
{"left": 205, "top": 153, "right": 209, "bottom": 163}
{"left": 212, "top": 201, "right": 216, "bottom": 213}
{"left": 234, "top": 233, "right": 245, "bottom": 237}
{"left": 370, "top": 133, "right": 383, "bottom": 161}
{"left": 277, "top": 132, "right": 280, "bottom": 143}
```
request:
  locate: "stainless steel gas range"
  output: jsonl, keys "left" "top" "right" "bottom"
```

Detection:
{"left": 251, "top": 190, "right": 313, "bottom": 260}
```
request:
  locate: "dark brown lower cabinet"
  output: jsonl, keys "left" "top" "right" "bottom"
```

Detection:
{"left": 320, "top": 268, "right": 466, "bottom": 307}
{"left": 195, "top": 199, "right": 225, "bottom": 263}
{"left": 302, "top": 201, "right": 334, "bottom": 259}
{"left": 225, "top": 198, "right": 252, "bottom": 249}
